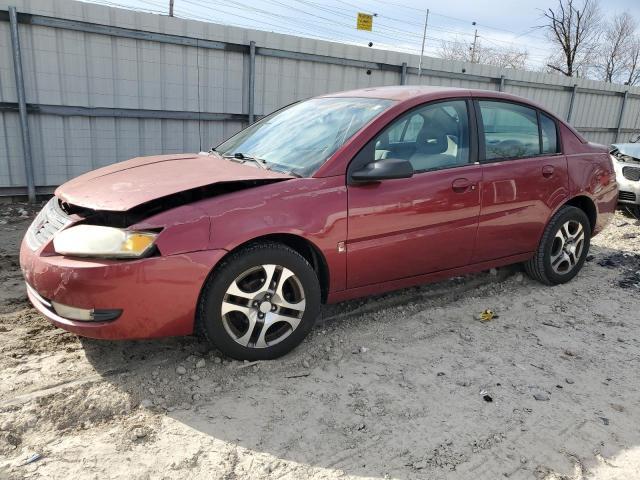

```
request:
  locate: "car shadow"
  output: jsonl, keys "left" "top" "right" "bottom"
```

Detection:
{"left": 79, "top": 245, "right": 640, "bottom": 479}
{"left": 80, "top": 266, "right": 520, "bottom": 373}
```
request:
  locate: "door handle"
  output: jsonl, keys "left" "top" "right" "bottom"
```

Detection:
{"left": 542, "top": 165, "right": 555, "bottom": 178}
{"left": 452, "top": 178, "right": 476, "bottom": 193}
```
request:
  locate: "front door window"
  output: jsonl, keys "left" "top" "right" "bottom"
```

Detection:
{"left": 371, "top": 100, "right": 471, "bottom": 173}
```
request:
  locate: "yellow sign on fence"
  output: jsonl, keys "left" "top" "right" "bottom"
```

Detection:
{"left": 356, "top": 12, "right": 373, "bottom": 31}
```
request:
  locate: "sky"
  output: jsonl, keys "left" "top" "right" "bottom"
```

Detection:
{"left": 82, "top": 0, "right": 640, "bottom": 71}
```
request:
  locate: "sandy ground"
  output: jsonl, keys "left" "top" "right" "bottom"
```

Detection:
{"left": 1, "top": 202, "right": 640, "bottom": 480}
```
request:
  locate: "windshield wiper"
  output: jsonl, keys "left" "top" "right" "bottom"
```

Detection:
{"left": 223, "top": 152, "right": 269, "bottom": 170}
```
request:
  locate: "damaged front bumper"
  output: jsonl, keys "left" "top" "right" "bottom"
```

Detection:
{"left": 611, "top": 145, "right": 640, "bottom": 205}
{"left": 20, "top": 238, "right": 226, "bottom": 340}
{"left": 614, "top": 161, "right": 640, "bottom": 205}
{"left": 26, "top": 283, "right": 122, "bottom": 322}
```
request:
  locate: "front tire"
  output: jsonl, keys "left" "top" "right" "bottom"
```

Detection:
{"left": 197, "top": 242, "right": 321, "bottom": 360}
{"left": 525, "top": 206, "right": 591, "bottom": 285}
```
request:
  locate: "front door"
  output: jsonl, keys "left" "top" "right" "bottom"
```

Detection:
{"left": 346, "top": 99, "right": 482, "bottom": 289}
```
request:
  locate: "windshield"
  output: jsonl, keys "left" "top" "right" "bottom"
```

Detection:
{"left": 215, "top": 97, "right": 394, "bottom": 176}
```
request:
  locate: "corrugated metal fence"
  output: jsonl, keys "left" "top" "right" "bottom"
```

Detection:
{"left": 1, "top": 0, "right": 640, "bottom": 197}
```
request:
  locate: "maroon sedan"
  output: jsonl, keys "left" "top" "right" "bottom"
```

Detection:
{"left": 20, "top": 86, "right": 617, "bottom": 360}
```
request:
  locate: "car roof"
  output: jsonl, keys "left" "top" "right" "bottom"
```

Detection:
{"left": 319, "top": 85, "right": 542, "bottom": 106}
{"left": 319, "top": 85, "right": 468, "bottom": 101}
{"left": 319, "top": 85, "right": 561, "bottom": 121}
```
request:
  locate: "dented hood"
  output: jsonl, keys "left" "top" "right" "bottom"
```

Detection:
{"left": 612, "top": 143, "right": 640, "bottom": 160}
{"left": 55, "top": 153, "right": 293, "bottom": 211}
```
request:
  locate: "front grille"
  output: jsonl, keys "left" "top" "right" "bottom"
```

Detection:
{"left": 619, "top": 191, "right": 637, "bottom": 202}
{"left": 26, "top": 197, "right": 73, "bottom": 250}
{"left": 622, "top": 166, "right": 640, "bottom": 181}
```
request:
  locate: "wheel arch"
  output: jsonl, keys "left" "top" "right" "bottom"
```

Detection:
{"left": 563, "top": 195, "right": 597, "bottom": 234}
{"left": 209, "top": 233, "right": 330, "bottom": 303}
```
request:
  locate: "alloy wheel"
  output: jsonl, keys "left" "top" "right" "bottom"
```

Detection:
{"left": 220, "top": 264, "right": 306, "bottom": 348}
{"left": 549, "top": 220, "right": 585, "bottom": 275}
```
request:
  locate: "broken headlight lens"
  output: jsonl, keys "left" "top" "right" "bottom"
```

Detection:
{"left": 53, "top": 225, "right": 157, "bottom": 258}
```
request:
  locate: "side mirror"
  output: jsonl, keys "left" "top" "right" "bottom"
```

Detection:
{"left": 351, "top": 157, "right": 414, "bottom": 183}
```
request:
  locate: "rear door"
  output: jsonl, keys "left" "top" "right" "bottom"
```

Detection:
{"left": 346, "top": 99, "right": 482, "bottom": 289}
{"left": 471, "top": 99, "right": 569, "bottom": 263}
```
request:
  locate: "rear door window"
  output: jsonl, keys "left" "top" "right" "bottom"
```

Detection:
{"left": 478, "top": 101, "right": 541, "bottom": 160}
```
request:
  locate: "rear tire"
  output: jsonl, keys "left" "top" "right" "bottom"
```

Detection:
{"left": 197, "top": 242, "right": 321, "bottom": 360}
{"left": 525, "top": 206, "right": 591, "bottom": 285}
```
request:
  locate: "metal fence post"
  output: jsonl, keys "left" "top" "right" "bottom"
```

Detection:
{"left": 8, "top": 6, "right": 36, "bottom": 203}
{"left": 400, "top": 62, "right": 407, "bottom": 85}
{"left": 615, "top": 90, "right": 629, "bottom": 142}
{"left": 499, "top": 75, "right": 505, "bottom": 92}
{"left": 566, "top": 84, "right": 577, "bottom": 123}
{"left": 248, "top": 40, "right": 256, "bottom": 124}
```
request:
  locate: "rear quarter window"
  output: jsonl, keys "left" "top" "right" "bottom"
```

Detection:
{"left": 540, "top": 113, "right": 559, "bottom": 154}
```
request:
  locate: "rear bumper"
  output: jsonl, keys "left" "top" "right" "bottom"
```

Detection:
{"left": 589, "top": 181, "right": 618, "bottom": 237}
{"left": 20, "top": 238, "right": 226, "bottom": 340}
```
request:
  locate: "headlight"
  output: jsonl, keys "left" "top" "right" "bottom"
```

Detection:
{"left": 53, "top": 225, "right": 158, "bottom": 258}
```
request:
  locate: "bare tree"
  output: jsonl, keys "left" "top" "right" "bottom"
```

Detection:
{"left": 625, "top": 37, "right": 640, "bottom": 85}
{"left": 439, "top": 39, "right": 474, "bottom": 63}
{"left": 439, "top": 39, "right": 529, "bottom": 70}
{"left": 488, "top": 47, "right": 529, "bottom": 70}
{"left": 542, "top": 0, "right": 601, "bottom": 77}
{"left": 596, "top": 12, "right": 636, "bottom": 82}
